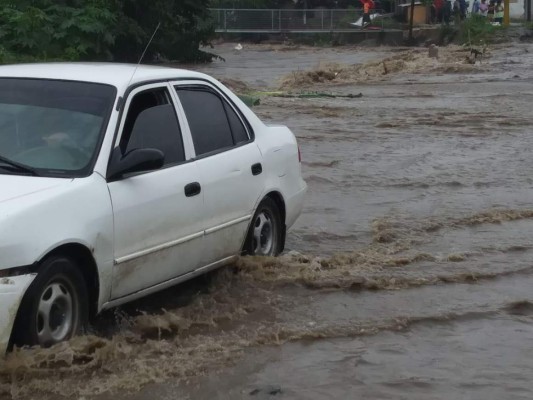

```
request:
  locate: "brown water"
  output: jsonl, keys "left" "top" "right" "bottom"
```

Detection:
{"left": 2, "top": 41, "right": 533, "bottom": 400}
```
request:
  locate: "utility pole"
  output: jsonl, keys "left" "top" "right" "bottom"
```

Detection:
{"left": 504, "top": 0, "right": 510, "bottom": 26}
{"left": 408, "top": 0, "right": 416, "bottom": 43}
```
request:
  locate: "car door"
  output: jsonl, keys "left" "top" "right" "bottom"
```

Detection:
{"left": 173, "top": 82, "right": 265, "bottom": 265}
{"left": 107, "top": 83, "right": 205, "bottom": 300}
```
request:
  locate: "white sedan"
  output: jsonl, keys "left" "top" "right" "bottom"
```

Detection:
{"left": 0, "top": 63, "right": 306, "bottom": 353}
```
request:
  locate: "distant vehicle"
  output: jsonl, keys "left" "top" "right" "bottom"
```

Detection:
{"left": 0, "top": 63, "right": 306, "bottom": 353}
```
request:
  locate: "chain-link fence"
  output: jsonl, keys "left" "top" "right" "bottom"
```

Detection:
{"left": 210, "top": 9, "right": 384, "bottom": 32}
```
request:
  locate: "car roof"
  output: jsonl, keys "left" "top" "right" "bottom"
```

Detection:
{"left": 0, "top": 62, "right": 211, "bottom": 90}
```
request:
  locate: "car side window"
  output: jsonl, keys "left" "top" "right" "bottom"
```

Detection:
{"left": 224, "top": 101, "right": 249, "bottom": 145}
{"left": 120, "top": 87, "right": 185, "bottom": 165}
{"left": 175, "top": 87, "right": 249, "bottom": 157}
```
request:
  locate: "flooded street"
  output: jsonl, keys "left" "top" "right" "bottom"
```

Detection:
{"left": 2, "top": 40, "right": 533, "bottom": 399}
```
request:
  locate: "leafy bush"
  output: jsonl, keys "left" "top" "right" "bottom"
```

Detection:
{"left": 111, "top": 0, "right": 216, "bottom": 63}
{"left": 0, "top": 0, "right": 216, "bottom": 63}
{"left": 459, "top": 14, "right": 497, "bottom": 45}
{"left": 0, "top": 0, "right": 116, "bottom": 61}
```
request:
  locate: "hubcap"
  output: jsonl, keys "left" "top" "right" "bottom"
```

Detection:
{"left": 253, "top": 210, "right": 274, "bottom": 256}
{"left": 37, "top": 281, "right": 75, "bottom": 346}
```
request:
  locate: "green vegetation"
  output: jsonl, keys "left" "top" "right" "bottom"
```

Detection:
{"left": 459, "top": 14, "right": 498, "bottom": 45}
{"left": 437, "top": 15, "right": 503, "bottom": 46}
{"left": 210, "top": 0, "right": 358, "bottom": 8}
{"left": 0, "top": 0, "right": 216, "bottom": 63}
{"left": 211, "top": 0, "right": 285, "bottom": 8}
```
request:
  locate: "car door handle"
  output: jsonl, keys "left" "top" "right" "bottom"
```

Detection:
{"left": 251, "top": 163, "right": 263, "bottom": 176}
{"left": 184, "top": 182, "right": 201, "bottom": 197}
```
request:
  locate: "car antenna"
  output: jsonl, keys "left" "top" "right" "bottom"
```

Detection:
{"left": 126, "top": 22, "right": 161, "bottom": 89}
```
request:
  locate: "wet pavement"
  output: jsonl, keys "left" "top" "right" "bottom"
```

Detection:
{"left": 2, "top": 40, "right": 533, "bottom": 399}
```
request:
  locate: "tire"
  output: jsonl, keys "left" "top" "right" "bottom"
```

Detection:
{"left": 244, "top": 197, "right": 283, "bottom": 257}
{"left": 12, "top": 255, "right": 88, "bottom": 348}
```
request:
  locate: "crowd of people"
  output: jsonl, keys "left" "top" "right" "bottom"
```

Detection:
{"left": 430, "top": 0, "right": 505, "bottom": 24}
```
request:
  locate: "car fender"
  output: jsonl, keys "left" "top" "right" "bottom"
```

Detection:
{"left": 0, "top": 274, "right": 36, "bottom": 355}
{"left": 0, "top": 173, "right": 114, "bottom": 311}
{"left": 249, "top": 125, "right": 306, "bottom": 233}
{"left": 256, "top": 125, "right": 300, "bottom": 178}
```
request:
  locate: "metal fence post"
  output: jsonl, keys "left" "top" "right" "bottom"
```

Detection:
{"left": 321, "top": 10, "right": 324, "bottom": 29}
{"left": 279, "top": 10, "right": 282, "bottom": 31}
{"left": 272, "top": 10, "right": 274, "bottom": 31}
{"left": 330, "top": 9, "right": 333, "bottom": 30}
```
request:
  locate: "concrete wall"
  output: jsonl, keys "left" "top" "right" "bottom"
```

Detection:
{"left": 510, "top": 0, "right": 525, "bottom": 18}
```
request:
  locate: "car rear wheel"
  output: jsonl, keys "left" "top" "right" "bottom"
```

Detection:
{"left": 13, "top": 255, "right": 88, "bottom": 348}
{"left": 245, "top": 197, "right": 282, "bottom": 257}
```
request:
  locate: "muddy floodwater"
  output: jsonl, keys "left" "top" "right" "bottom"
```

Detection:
{"left": 2, "top": 41, "right": 533, "bottom": 400}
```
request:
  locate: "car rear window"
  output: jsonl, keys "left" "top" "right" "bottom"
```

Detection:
{"left": 175, "top": 86, "right": 250, "bottom": 157}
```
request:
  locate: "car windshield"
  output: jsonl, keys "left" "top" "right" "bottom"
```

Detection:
{"left": 0, "top": 78, "right": 116, "bottom": 177}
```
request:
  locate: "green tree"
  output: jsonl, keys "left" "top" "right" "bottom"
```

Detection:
{"left": 0, "top": 0, "right": 216, "bottom": 63}
{"left": 210, "top": 0, "right": 360, "bottom": 7}
{"left": 112, "top": 0, "right": 215, "bottom": 63}
{"left": 0, "top": 0, "right": 116, "bottom": 60}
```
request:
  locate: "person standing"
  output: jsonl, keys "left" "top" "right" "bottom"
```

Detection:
{"left": 494, "top": 0, "right": 504, "bottom": 22}
{"left": 488, "top": 0, "right": 496, "bottom": 21}
{"left": 433, "top": 0, "right": 444, "bottom": 23}
{"left": 479, "top": 0, "right": 489, "bottom": 16}
{"left": 472, "top": 0, "right": 480, "bottom": 14}
{"left": 459, "top": 0, "right": 468, "bottom": 19}
{"left": 453, "top": 0, "right": 461, "bottom": 22}
{"left": 360, "top": 0, "right": 375, "bottom": 28}
{"left": 444, "top": 0, "right": 454, "bottom": 23}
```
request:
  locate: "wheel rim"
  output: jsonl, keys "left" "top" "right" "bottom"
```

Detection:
{"left": 253, "top": 210, "right": 275, "bottom": 256}
{"left": 36, "top": 279, "right": 76, "bottom": 346}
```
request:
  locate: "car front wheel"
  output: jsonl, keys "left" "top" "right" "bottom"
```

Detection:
{"left": 13, "top": 255, "right": 88, "bottom": 348}
{"left": 245, "top": 197, "right": 282, "bottom": 257}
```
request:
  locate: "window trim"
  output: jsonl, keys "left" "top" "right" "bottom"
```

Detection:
{"left": 106, "top": 77, "right": 257, "bottom": 181}
{"left": 172, "top": 81, "right": 255, "bottom": 161}
{"left": 175, "top": 86, "right": 237, "bottom": 158}
{"left": 222, "top": 99, "right": 251, "bottom": 146}
{"left": 172, "top": 79, "right": 255, "bottom": 142}
{"left": 106, "top": 82, "right": 193, "bottom": 181}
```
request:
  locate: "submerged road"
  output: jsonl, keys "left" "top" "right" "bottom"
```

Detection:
{"left": 2, "top": 40, "right": 533, "bottom": 400}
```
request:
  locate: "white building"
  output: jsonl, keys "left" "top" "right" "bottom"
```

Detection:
{"left": 510, "top": 0, "right": 526, "bottom": 18}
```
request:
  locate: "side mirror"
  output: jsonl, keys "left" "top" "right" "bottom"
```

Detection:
{"left": 107, "top": 147, "right": 164, "bottom": 181}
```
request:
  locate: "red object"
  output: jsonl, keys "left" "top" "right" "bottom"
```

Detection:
{"left": 434, "top": 0, "right": 444, "bottom": 9}
{"left": 360, "top": 0, "right": 375, "bottom": 9}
